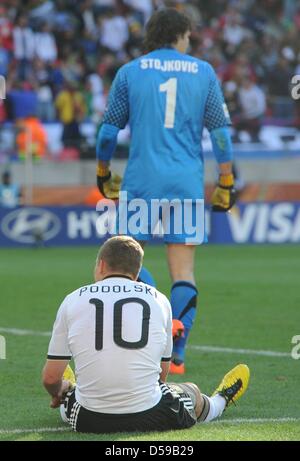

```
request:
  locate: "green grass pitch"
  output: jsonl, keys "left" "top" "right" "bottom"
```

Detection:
{"left": 0, "top": 244, "right": 299, "bottom": 441}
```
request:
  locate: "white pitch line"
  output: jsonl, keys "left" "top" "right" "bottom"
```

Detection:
{"left": 0, "top": 327, "right": 291, "bottom": 358}
{"left": 0, "top": 427, "right": 69, "bottom": 435}
{"left": 1, "top": 418, "right": 299, "bottom": 435}
{"left": 189, "top": 345, "right": 291, "bottom": 358}
{"left": 0, "top": 327, "right": 51, "bottom": 337}
{"left": 212, "top": 417, "right": 300, "bottom": 425}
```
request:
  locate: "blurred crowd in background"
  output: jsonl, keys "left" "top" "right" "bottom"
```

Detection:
{"left": 0, "top": 0, "right": 300, "bottom": 159}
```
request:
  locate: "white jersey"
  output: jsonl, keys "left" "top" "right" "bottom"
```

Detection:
{"left": 47, "top": 276, "right": 172, "bottom": 414}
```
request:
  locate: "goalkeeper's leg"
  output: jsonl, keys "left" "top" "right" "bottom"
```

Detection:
{"left": 138, "top": 266, "right": 156, "bottom": 287}
{"left": 136, "top": 241, "right": 156, "bottom": 287}
{"left": 167, "top": 244, "right": 198, "bottom": 374}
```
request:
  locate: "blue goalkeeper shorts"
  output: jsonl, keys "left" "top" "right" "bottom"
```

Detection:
{"left": 115, "top": 198, "right": 206, "bottom": 244}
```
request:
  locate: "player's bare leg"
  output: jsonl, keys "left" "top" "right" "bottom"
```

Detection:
{"left": 167, "top": 244, "right": 198, "bottom": 374}
{"left": 167, "top": 244, "right": 196, "bottom": 283}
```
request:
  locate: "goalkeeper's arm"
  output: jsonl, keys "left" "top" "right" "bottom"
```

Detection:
{"left": 96, "top": 66, "right": 129, "bottom": 199}
{"left": 210, "top": 127, "right": 236, "bottom": 212}
{"left": 203, "top": 64, "right": 236, "bottom": 211}
{"left": 96, "top": 123, "right": 122, "bottom": 199}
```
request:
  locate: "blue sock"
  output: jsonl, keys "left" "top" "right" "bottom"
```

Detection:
{"left": 137, "top": 266, "right": 156, "bottom": 287}
{"left": 171, "top": 281, "right": 198, "bottom": 363}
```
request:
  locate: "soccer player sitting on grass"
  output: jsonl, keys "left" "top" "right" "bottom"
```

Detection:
{"left": 95, "top": 8, "right": 236, "bottom": 374}
{"left": 42, "top": 236, "right": 249, "bottom": 434}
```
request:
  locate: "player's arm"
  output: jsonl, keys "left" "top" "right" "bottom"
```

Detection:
{"left": 42, "top": 299, "right": 72, "bottom": 408}
{"left": 204, "top": 66, "right": 236, "bottom": 212}
{"left": 42, "top": 360, "right": 71, "bottom": 408}
{"left": 160, "top": 360, "right": 170, "bottom": 382}
{"left": 96, "top": 67, "right": 129, "bottom": 199}
{"left": 160, "top": 296, "right": 173, "bottom": 382}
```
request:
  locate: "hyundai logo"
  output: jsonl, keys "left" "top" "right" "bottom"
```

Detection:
{"left": 1, "top": 208, "right": 61, "bottom": 244}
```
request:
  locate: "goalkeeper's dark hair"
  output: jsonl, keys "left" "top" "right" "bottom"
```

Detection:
{"left": 97, "top": 236, "right": 144, "bottom": 279}
{"left": 143, "top": 8, "right": 192, "bottom": 52}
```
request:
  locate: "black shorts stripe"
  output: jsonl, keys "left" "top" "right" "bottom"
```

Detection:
{"left": 47, "top": 355, "right": 72, "bottom": 360}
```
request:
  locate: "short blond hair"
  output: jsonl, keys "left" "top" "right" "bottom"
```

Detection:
{"left": 97, "top": 236, "right": 144, "bottom": 278}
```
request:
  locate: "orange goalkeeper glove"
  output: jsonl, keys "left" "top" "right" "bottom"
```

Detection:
{"left": 96, "top": 162, "right": 122, "bottom": 200}
{"left": 211, "top": 173, "right": 237, "bottom": 212}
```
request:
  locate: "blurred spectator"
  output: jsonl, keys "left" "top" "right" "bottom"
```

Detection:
{"left": 0, "top": 96, "right": 6, "bottom": 123}
{"left": 99, "top": 9, "right": 129, "bottom": 55}
{"left": 34, "top": 22, "right": 57, "bottom": 63}
{"left": 28, "top": 0, "right": 55, "bottom": 29}
{"left": 223, "top": 8, "right": 251, "bottom": 49}
{"left": 37, "top": 81, "right": 55, "bottom": 122}
{"left": 16, "top": 116, "right": 48, "bottom": 160}
{"left": 0, "top": 6, "right": 13, "bottom": 52}
{"left": 79, "top": 0, "right": 98, "bottom": 37}
{"left": 0, "top": 5, "right": 13, "bottom": 78}
{"left": 125, "top": 20, "right": 144, "bottom": 59}
{"left": 32, "top": 58, "right": 52, "bottom": 84}
{"left": 235, "top": 77, "right": 266, "bottom": 142}
{"left": 267, "top": 56, "right": 294, "bottom": 119}
{"left": 55, "top": 81, "right": 86, "bottom": 148}
{"left": 13, "top": 14, "right": 35, "bottom": 80}
{"left": 223, "top": 54, "right": 256, "bottom": 86}
{"left": 0, "top": 46, "right": 10, "bottom": 77}
{"left": 223, "top": 80, "right": 240, "bottom": 120}
{"left": 0, "top": 170, "right": 22, "bottom": 208}
{"left": 0, "top": 0, "right": 299, "bottom": 150}
{"left": 93, "top": 0, "right": 116, "bottom": 16}
{"left": 83, "top": 73, "right": 105, "bottom": 122}
{"left": 123, "top": 0, "right": 154, "bottom": 25}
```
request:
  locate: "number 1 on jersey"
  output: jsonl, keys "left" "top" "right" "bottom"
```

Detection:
{"left": 159, "top": 78, "right": 177, "bottom": 129}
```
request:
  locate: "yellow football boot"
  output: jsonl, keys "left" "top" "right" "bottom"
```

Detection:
{"left": 63, "top": 364, "right": 76, "bottom": 388}
{"left": 212, "top": 364, "right": 250, "bottom": 406}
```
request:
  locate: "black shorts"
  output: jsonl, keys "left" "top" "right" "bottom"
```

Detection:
{"left": 62, "top": 382, "right": 197, "bottom": 434}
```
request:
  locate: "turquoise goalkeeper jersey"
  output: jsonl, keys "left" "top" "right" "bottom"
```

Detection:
{"left": 101, "top": 47, "right": 231, "bottom": 201}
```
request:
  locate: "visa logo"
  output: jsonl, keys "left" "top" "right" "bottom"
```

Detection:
{"left": 228, "top": 203, "right": 300, "bottom": 243}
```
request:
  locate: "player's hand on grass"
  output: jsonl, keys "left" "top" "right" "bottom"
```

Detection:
{"left": 50, "top": 380, "right": 73, "bottom": 409}
{"left": 211, "top": 173, "right": 237, "bottom": 212}
{"left": 96, "top": 162, "right": 122, "bottom": 200}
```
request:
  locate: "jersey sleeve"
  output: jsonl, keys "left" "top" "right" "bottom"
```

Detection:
{"left": 161, "top": 296, "right": 173, "bottom": 362}
{"left": 47, "top": 297, "right": 72, "bottom": 360}
{"left": 102, "top": 66, "right": 129, "bottom": 129}
{"left": 204, "top": 65, "right": 231, "bottom": 132}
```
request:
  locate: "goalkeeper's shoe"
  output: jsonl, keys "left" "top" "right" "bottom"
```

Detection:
{"left": 169, "top": 359, "right": 185, "bottom": 375}
{"left": 211, "top": 364, "right": 250, "bottom": 407}
{"left": 211, "top": 173, "right": 237, "bottom": 212}
{"left": 172, "top": 319, "right": 184, "bottom": 341}
{"left": 63, "top": 365, "right": 76, "bottom": 388}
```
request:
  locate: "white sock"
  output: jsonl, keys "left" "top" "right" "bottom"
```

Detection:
{"left": 60, "top": 403, "right": 68, "bottom": 423}
{"left": 199, "top": 394, "right": 226, "bottom": 423}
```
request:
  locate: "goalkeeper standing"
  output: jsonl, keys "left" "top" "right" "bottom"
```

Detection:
{"left": 96, "top": 8, "right": 236, "bottom": 374}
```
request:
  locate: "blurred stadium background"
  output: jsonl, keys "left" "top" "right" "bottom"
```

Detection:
{"left": 0, "top": 0, "right": 299, "bottom": 248}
